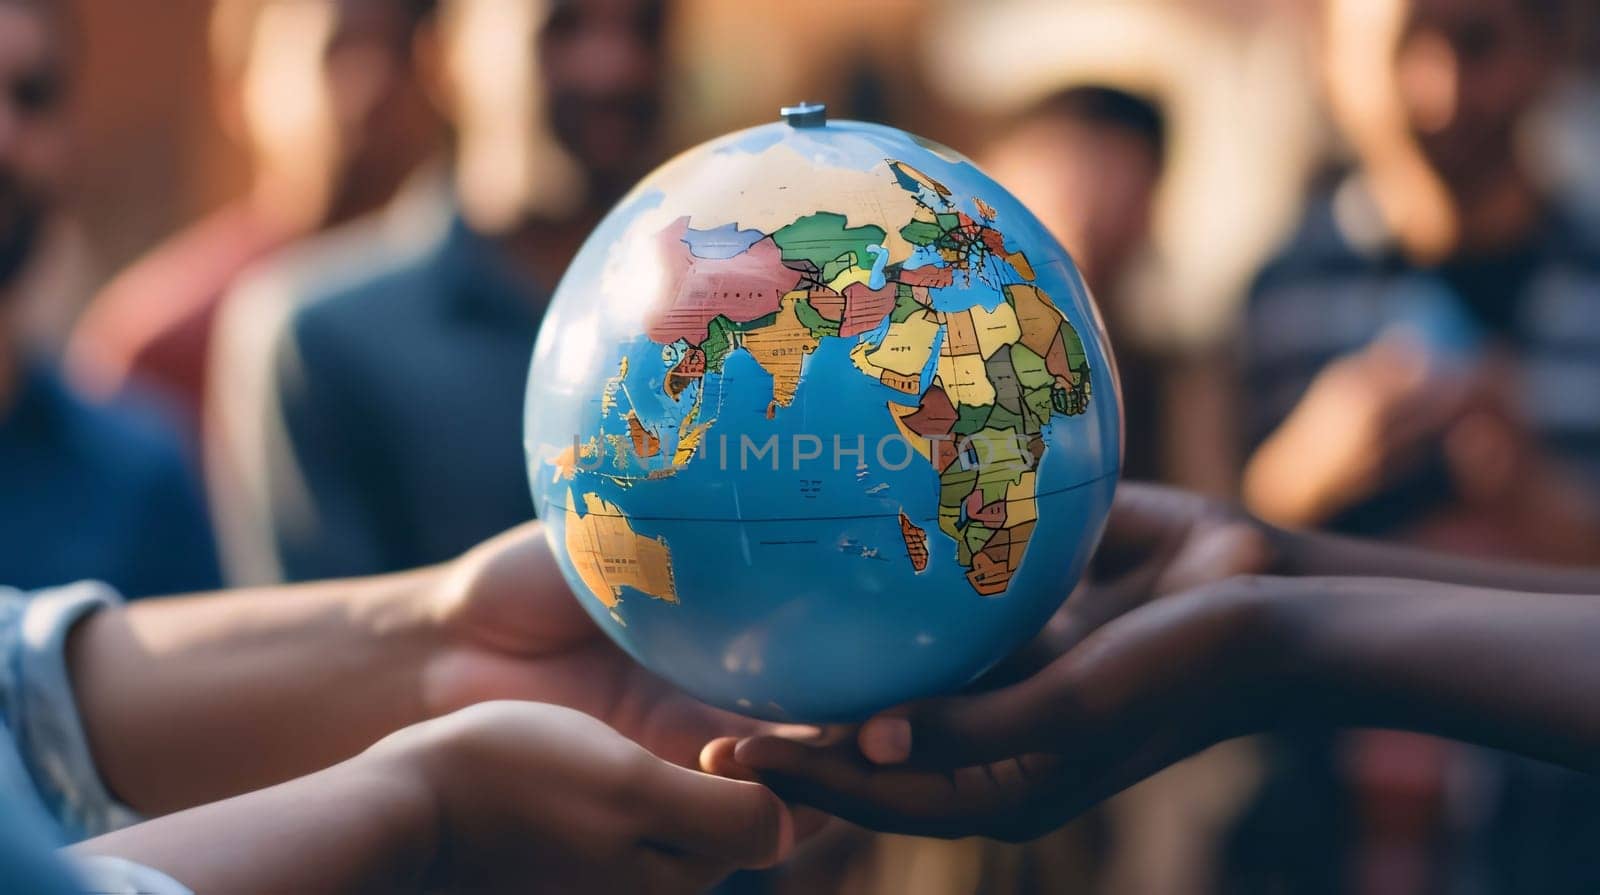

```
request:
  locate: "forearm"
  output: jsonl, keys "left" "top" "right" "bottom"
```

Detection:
{"left": 70, "top": 750, "right": 435, "bottom": 895}
{"left": 69, "top": 571, "right": 441, "bottom": 815}
{"left": 1280, "top": 577, "right": 1600, "bottom": 771}
{"left": 1271, "top": 525, "right": 1600, "bottom": 594}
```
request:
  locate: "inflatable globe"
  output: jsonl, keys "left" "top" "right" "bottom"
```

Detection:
{"left": 524, "top": 105, "right": 1121, "bottom": 721}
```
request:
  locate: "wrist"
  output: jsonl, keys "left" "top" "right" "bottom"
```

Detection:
{"left": 347, "top": 569, "right": 452, "bottom": 727}
{"left": 72, "top": 744, "right": 443, "bottom": 895}
{"left": 362, "top": 705, "right": 532, "bottom": 891}
{"left": 354, "top": 730, "right": 448, "bottom": 891}
{"left": 1246, "top": 576, "right": 1473, "bottom": 732}
{"left": 1188, "top": 575, "right": 1318, "bottom": 733}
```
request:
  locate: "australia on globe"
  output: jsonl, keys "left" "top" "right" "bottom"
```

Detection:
{"left": 525, "top": 105, "right": 1121, "bottom": 722}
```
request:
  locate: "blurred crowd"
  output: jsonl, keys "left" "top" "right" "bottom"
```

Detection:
{"left": 2, "top": 0, "right": 1598, "bottom": 892}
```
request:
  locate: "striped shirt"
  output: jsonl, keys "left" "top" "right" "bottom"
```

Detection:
{"left": 1242, "top": 178, "right": 1600, "bottom": 534}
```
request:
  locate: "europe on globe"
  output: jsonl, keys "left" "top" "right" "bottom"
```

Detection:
{"left": 524, "top": 103, "right": 1122, "bottom": 721}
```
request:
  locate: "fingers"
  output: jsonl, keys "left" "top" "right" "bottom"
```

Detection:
{"left": 444, "top": 520, "right": 596, "bottom": 648}
{"left": 866, "top": 583, "right": 1254, "bottom": 769}
{"left": 1041, "top": 519, "right": 1268, "bottom": 690}
{"left": 733, "top": 737, "right": 956, "bottom": 835}
{"left": 699, "top": 738, "right": 834, "bottom": 846}
{"left": 1152, "top": 520, "right": 1273, "bottom": 595}
{"left": 1060, "top": 556, "right": 1169, "bottom": 647}
{"left": 638, "top": 761, "right": 794, "bottom": 869}
{"left": 1094, "top": 483, "right": 1192, "bottom": 574}
{"left": 699, "top": 736, "right": 753, "bottom": 780}
{"left": 866, "top": 667, "right": 1069, "bottom": 768}
{"left": 729, "top": 735, "right": 1066, "bottom": 840}
{"left": 1101, "top": 481, "right": 1191, "bottom": 541}
{"left": 696, "top": 584, "right": 1266, "bottom": 843}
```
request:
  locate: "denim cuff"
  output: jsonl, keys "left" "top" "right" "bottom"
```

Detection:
{"left": 18, "top": 582, "right": 142, "bottom": 839}
{"left": 72, "top": 854, "right": 194, "bottom": 895}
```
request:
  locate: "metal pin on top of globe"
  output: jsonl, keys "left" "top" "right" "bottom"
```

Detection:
{"left": 779, "top": 101, "right": 826, "bottom": 128}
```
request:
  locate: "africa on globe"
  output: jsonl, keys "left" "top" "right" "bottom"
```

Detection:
{"left": 524, "top": 103, "right": 1121, "bottom": 722}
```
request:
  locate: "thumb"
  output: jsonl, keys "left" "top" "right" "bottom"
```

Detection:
{"left": 857, "top": 668, "right": 1069, "bottom": 768}
{"left": 642, "top": 763, "right": 794, "bottom": 869}
{"left": 441, "top": 522, "right": 597, "bottom": 649}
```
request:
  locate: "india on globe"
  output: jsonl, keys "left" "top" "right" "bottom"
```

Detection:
{"left": 524, "top": 103, "right": 1122, "bottom": 722}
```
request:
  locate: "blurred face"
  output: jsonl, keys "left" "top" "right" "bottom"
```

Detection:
{"left": 1396, "top": 0, "right": 1552, "bottom": 188}
{"left": 0, "top": 2, "right": 65, "bottom": 291}
{"left": 983, "top": 118, "right": 1159, "bottom": 293}
{"left": 238, "top": 0, "right": 432, "bottom": 216}
{"left": 539, "top": 0, "right": 665, "bottom": 192}
{"left": 445, "top": 0, "right": 665, "bottom": 222}
{"left": 1327, "top": 0, "right": 1554, "bottom": 194}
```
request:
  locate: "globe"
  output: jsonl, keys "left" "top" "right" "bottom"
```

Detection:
{"left": 524, "top": 105, "right": 1122, "bottom": 722}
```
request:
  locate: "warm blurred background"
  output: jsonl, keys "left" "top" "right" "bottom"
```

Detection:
{"left": 43, "top": 0, "right": 1329, "bottom": 349}
{"left": 4, "top": 0, "right": 1600, "bottom": 892}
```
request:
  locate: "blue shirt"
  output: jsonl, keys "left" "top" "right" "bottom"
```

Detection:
{"left": 0, "top": 366, "right": 220, "bottom": 597}
{"left": 231, "top": 183, "right": 546, "bottom": 581}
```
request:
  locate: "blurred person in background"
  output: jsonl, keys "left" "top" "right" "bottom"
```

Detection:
{"left": 983, "top": 85, "right": 1176, "bottom": 487}
{"left": 1232, "top": 0, "right": 1600, "bottom": 891}
{"left": 984, "top": 88, "right": 1164, "bottom": 316}
{"left": 1242, "top": 0, "right": 1600, "bottom": 559}
{"left": 63, "top": 0, "right": 442, "bottom": 434}
{"left": 208, "top": 0, "right": 669, "bottom": 584}
{"left": 0, "top": 0, "right": 218, "bottom": 598}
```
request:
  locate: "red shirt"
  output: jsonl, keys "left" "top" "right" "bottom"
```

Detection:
{"left": 66, "top": 202, "right": 292, "bottom": 428}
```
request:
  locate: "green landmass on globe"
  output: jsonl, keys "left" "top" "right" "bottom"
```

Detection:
{"left": 554, "top": 156, "right": 1093, "bottom": 603}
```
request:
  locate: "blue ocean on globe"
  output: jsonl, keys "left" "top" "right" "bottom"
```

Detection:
{"left": 524, "top": 111, "right": 1121, "bottom": 722}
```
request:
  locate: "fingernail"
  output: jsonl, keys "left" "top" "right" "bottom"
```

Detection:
{"left": 698, "top": 739, "right": 723, "bottom": 773}
{"left": 859, "top": 717, "right": 912, "bottom": 765}
{"left": 769, "top": 723, "right": 826, "bottom": 742}
{"left": 700, "top": 737, "right": 757, "bottom": 780}
{"left": 733, "top": 736, "right": 791, "bottom": 769}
